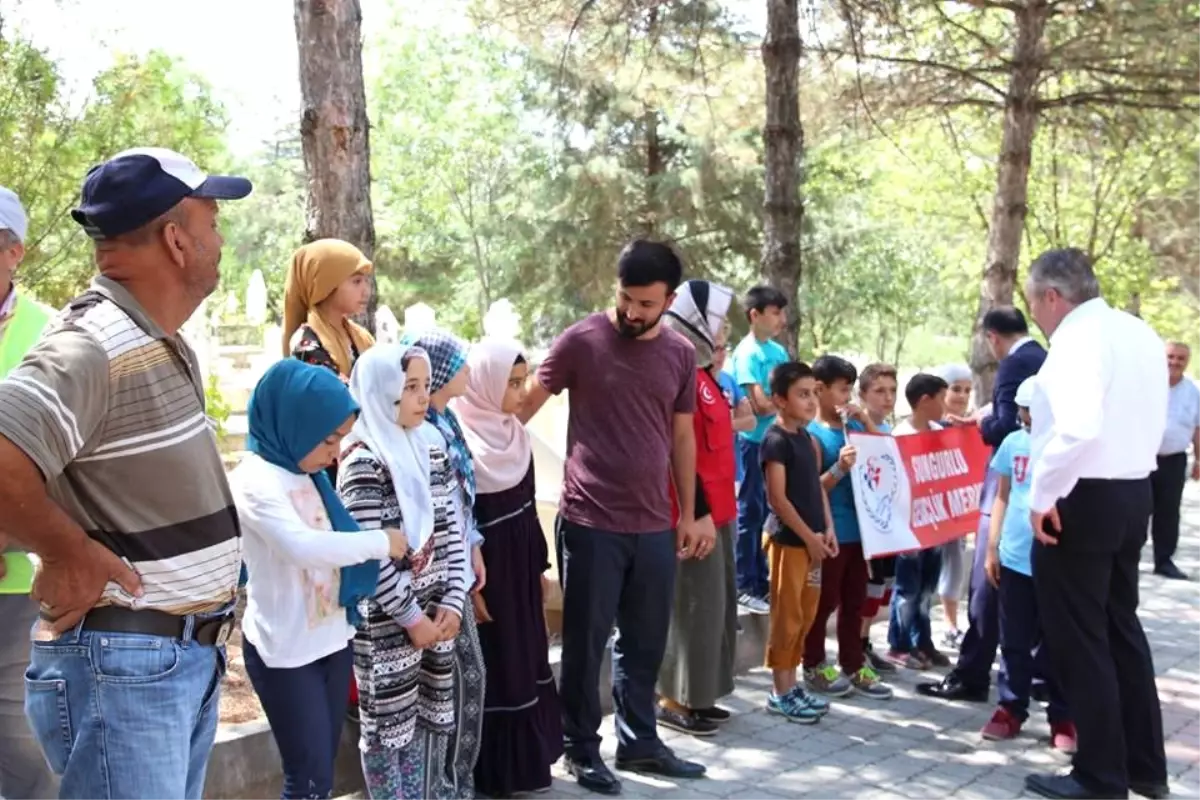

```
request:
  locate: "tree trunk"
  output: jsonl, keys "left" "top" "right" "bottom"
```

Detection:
{"left": 294, "top": 0, "right": 378, "bottom": 331}
{"left": 967, "top": 0, "right": 1049, "bottom": 400}
{"left": 761, "top": 0, "right": 803, "bottom": 356}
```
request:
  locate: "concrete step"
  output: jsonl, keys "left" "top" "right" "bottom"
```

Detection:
{"left": 202, "top": 611, "right": 773, "bottom": 799}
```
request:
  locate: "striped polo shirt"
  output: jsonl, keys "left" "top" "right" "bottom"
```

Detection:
{"left": 0, "top": 276, "right": 241, "bottom": 615}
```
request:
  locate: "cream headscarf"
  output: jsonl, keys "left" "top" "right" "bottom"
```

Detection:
{"left": 282, "top": 239, "right": 376, "bottom": 377}
{"left": 663, "top": 279, "right": 735, "bottom": 369}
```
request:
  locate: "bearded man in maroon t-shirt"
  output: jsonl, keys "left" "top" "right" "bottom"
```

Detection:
{"left": 521, "top": 240, "right": 710, "bottom": 795}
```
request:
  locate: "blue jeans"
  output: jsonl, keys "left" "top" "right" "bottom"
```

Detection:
{"left": 888, "top": 548, "right": 943, "bottom": 653}
{"left": 243, "top": 642, "right": 352, "bottom": 799}
{"left": 735, "top": 438, "right": 769, "bottom": 598}
{"left": 23, "top": 621, "right": 226, "bottom": 799}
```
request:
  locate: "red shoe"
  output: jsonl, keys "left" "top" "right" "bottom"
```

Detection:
{"left": 980, "top": 706, "right": 1022, "bottom": 741}
{"left": 1050, "top": 721, "right": 1078, "bottom": 754}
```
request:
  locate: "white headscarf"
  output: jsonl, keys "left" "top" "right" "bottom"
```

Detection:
{"left": 343, "top": 343, "right": 435, "bottom": 550}
{"left": 451, "top": 338, "right": 531, "bottom": 495}
{"left": 663, "top": 279, "right": 735, "bottom": 368}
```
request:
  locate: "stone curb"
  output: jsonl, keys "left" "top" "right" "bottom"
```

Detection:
{"left": 203, "top": 613, "right": 772, "bottom": 798}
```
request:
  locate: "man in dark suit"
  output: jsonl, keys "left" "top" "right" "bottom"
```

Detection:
{"left": 918, "top": 306, "right": 1046, "bottom": 702}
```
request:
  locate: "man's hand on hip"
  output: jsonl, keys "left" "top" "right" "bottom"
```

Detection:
{"left": 1031, "top": 506, "right": 1062, "bottom": 546}
{"left": 32, "top": 539, "right": 143, "bottom": 634}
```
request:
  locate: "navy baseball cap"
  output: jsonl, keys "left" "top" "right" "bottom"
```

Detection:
{"left": 71, "top": 147, "right": 253, "bottom": 240}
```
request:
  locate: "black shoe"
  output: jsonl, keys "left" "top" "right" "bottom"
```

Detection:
{"left": 564, "top": 756, "right": 622, "bottom": 796}
{"left": 1154, "top": 561, "right": 1189, "bottom": 580}
{"left": 1024, "top": 772, "right": 1125, "bottom": 799}
{"left": 657, "top": 706, "right": 718, "bottom": 737}
{"left": 615, "top": 749, "right": 706, "bottom": 779}
{"left": 694, "top": 706, "right": 731, "bottom": 723}
{"left": 1131, "top": 780, "right": 1170, "bottom": 799}
{"left": 916, "top": 675, "right": 988, "bottom": 703}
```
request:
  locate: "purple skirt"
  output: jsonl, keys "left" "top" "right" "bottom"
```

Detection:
{"left": 473, "top": 463, "right": 564, "bottom": 796}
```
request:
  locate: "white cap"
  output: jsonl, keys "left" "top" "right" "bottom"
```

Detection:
{"left": 0, "top": 186, "right": 28, "bottom": 243}
{"left": 1015, "top": 376, "right": 1037, "bottom": 408}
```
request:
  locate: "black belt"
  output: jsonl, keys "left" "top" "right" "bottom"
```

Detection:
{"left": 80, "top": 606, "right": 235, "bottom": 646}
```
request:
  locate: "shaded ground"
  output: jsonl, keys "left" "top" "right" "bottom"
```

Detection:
{"left": 537, "top": 484, "right": 1200, "bottom": 799}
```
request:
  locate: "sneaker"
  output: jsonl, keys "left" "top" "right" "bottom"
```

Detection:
{"left": 863, "top": 639, "right": 896, "bottom": 672}
{"left": 886, "top": 649, "right": 928, "bottom": 670}
{"left": 789, "top": 685, "right": 830, "bottom": 716}
{"left": 923, "top": 647, "right": 952, "bottom": 668}
{"left": 804, "top": 663, "right": 854, "bottom": 697}
{"left": 738, "top": 593, "right": 770, "bottom": 615}
{"left": 848, "top": 666, "right": 893, "bottom": 700}
{"left": 941, "top": 629, "right": 964, "bottom": 650}
{"left": 1050, "top": 721, "right": 1078, "bottom": 754}
{"left": 980, "top": 706, "right": 1022, "bottom": 741}
{"left": 656, "top": 705, "right": 719, "bottom": 737}
{"left": 767, "top": 690, "right": 822, "bottom": 724}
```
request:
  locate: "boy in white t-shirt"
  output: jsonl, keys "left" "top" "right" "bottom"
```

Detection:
{"left": 886, "top": 374, "right": 951, "bottom": 669}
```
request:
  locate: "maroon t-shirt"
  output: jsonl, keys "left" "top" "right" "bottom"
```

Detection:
{"left": 538, "top": 312, "right": 697, "bottom": 533}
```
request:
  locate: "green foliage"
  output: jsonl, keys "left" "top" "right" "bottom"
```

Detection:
{"left": 204, "top": 371, "right": 231, "bottom": 438}
{"left": 0, "top": 34, "right": 230, "bottom": 307}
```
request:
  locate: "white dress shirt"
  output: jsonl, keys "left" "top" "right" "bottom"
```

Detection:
{"left": 1160, "top": 379, "right": 1200, "bottom": 456}
{"left": 230, "top": 453, "right": 392, "bottom": 668}
{"left": 1029, "top": 298, "right": 1168, "bottom": 513}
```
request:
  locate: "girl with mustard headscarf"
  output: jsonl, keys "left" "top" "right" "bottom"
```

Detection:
{"left": 284, "top": 239, "right": 376, "bottom": 380}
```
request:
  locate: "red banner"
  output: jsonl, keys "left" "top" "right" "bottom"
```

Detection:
{"left": 849, "top": 426, "right": 992, "bottom": 558}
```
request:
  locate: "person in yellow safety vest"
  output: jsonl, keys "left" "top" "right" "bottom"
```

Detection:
{"left": 0, "top": 184, "right": 58, "bottom": 800}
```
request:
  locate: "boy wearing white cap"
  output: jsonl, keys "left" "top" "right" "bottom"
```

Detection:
{"left": 980, "top": 377, "right": 1075, "bottom": 752}
{"left": 0, "top": 184, "right": 58, "bottom": 800}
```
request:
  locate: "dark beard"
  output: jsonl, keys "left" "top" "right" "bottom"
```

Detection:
{"left": 616, "top": 309, "right": 662, "bottom": 339}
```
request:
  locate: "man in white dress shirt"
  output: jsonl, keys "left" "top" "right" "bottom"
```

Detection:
{"left": 1021, "top": 248, "right": 1169, "bottom": 800}
{"left": 1150, "top": 341, "right": 1199, "bottom": 580}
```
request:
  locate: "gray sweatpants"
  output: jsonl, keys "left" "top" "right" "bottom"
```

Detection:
{"left": 0, "top": 594, "right": 57, "bottom": 799}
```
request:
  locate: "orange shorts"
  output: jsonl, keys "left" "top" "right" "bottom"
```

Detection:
{"left": 764, "top": 539, "right": 822, "bottom": 671}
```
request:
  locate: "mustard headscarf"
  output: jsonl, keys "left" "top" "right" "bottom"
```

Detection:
{"left": 282, "top": 239, "right": 376, "bottom": 377}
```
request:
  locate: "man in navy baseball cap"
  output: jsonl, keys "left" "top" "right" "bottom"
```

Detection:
{"left": 72, "top": 147, "right": 252, "bottom": 240}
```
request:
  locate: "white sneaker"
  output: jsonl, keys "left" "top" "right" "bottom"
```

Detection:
{"left": 738, "top": 593, "right": 770, "bottom": 615}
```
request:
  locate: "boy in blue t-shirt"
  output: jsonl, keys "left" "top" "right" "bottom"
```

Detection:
{"left": 730, "top": 286, "right": 790, "bottom": 614}
{"left": 980, "top": 377, "right": 1076, "bottom": 753}
{"left": 804, "top": 355, "right": 893, "bottom": 700}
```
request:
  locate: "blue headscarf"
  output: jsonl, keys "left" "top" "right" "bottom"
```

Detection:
{"left": 246, "top": 359, "right": 379, "bottom": 624}
{"left": 398, "top": 329, "right": 476, "bottom": 503}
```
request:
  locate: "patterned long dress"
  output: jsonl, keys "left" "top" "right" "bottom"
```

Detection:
{"left": 338, "top": 442, "right": 469, "bottom": 800}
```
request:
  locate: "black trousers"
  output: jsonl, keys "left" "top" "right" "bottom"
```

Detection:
{"left": 1033, "top": 478, "right": 1167, "bottom": 794}
{"left": 1150, "top": 452, "right": 1188, "bottom": 567}
{"left": 555, "top": 517, "right": 676, "bottom": 762}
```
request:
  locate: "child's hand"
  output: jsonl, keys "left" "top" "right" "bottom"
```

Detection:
{"left": 837, "top": 445, "right": 857, "bottom": 471}
{"left": 842, "top": 404, "right": 867, "bottom": 425}
{"left": 432, "top": 605, "right": 463, "bottom": 641}
{"left": 984, "top": 545, "right": 1001, "bottom": 589}
{"left": 823, "top": 530, "right": 840, "bottom": 558}
{"left": 471, "top": 545, "right": 487, "bottom": 593}
{"left": 405, "top": 615, "right": 441, "bottom": 649}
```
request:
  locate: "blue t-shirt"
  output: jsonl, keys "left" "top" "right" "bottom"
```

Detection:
{"left": 717, "top": 370, "right": 746, "bottom": 483}
{"left": 990, "top": 428, "right": 1034, "bottom": 576}
{"left": 806, "top": 420, "right": 860, "bottom": 544}
{"left": 731, "top": 335, "right": 789, "bottom": 444}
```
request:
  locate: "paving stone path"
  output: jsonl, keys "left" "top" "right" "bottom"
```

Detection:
{"left": 542, "top": 483, "right": 1200, "bottom": 799}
